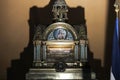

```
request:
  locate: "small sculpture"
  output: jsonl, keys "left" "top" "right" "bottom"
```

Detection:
{"left": 52, "top": 0, "right": 68, "bottom": 21}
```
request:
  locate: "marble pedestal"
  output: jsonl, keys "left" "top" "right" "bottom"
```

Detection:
{"left": 26, "top": 68, "right": 97, "bottom": 80}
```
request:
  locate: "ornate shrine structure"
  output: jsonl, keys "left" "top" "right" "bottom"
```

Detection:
{"left": 26, "top": 0, "right": 97, "bottom": 79}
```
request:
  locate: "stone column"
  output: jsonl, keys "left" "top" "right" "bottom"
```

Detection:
{"left": 79, "top": 40, "right": 88, "bottom": 62}
{"left": 33, "top": 40, "right": 42, "bottom": 67}
{"left": 74, "top": 41, "right": 79, "bottom": 61}
{"left": 42, "top": 41, "right": 47, "bottom": 62}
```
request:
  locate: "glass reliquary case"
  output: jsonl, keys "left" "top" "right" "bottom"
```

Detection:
{"left": 26, "top": 0, "right": 96, "bottom": 79}
{"left": 33, "top": 22, "right": 88, "bottom": 67}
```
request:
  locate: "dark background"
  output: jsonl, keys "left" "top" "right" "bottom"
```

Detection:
{"left": 0, "top": 0, "right": 116, "bottom": 80}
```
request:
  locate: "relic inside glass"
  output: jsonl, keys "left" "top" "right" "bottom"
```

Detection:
{"left": 26, "top": 0, "right": 97, "bottom": 80}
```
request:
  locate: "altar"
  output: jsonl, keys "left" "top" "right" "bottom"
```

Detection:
{"left": 26, "top": 0, "right": 97, "bottom": 79}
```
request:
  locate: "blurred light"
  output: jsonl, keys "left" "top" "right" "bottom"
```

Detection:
{"left": 56, "top": 73, "right": 73, "bottom": 79}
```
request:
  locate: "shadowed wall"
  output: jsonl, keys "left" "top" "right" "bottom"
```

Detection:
{"left": 0, "top": 0, "right": 114, "bottom": 80}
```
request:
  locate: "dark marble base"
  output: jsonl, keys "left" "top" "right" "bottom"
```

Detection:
{"left": 26, "top": 68, "right": 97, "bottom": 80}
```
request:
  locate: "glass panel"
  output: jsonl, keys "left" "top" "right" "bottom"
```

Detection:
{"left": 46, "top": 41, "right": 75, "bottom": 62}
{"left": 47, "top": 28, "right": 73, "bottom": 40}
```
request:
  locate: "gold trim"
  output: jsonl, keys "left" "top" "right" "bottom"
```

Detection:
{"left": 46, "top": 40, "right": 74, "bottom": 45}
{"left": 43, "top": 22, "right": 78, "bottom": 40}
{"left": 46, "top": 40, "right": 75, "bottom": 53}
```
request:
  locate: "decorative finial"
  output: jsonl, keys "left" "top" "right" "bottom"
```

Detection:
{"left": 52, "top": 0, "right": 68, "bottom": 22}
{"left": 114, "top": 0, "right": 119, "bottom": 17}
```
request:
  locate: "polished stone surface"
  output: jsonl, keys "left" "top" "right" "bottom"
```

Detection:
{"left": 26, "top": 68, "right": 97, "bottom": 80}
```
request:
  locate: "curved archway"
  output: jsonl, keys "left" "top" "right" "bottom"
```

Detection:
{"left": 43, "top": 22, "right": 78, "bottom": 40}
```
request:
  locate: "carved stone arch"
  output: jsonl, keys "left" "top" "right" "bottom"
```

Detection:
{"left": 43, "top": 22, "right": 78, "bottom": 40}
